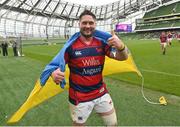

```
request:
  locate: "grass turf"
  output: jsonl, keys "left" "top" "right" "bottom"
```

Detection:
{"left": 0, "top": 39, "right": 180, "bottom": 125}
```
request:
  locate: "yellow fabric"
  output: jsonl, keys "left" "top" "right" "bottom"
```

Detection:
{"left": 7, "top": 54, "right": 141, "bottom": 124}
{"left": 104, "top": 55, "right": 142, "bottom": 77}
{"left": 7, "top": 67, "right": 70, "bottom": 124}
{"left": 159, "top": 96, "right": 167, "bottom": 105}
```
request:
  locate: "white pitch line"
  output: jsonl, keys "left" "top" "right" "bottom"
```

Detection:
{"left": 141, "top": 69, "right": 180, "bottom": 77}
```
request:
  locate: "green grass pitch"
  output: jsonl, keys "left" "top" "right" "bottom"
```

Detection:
{"left": 0, "top": 38, "right": 180, "bottom": 125}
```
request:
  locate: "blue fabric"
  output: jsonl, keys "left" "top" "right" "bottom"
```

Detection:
{"left": 40, "top": 30, "right": 112, "bottom": 88}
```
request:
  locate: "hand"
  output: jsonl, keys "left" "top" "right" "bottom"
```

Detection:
{"left": 51, "top": 68, "right": 65, "bottom": 84}
{"left": 108, "top": 34, "right": 124, "bottom": 50}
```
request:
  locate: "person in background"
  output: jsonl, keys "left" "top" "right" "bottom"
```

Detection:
{"left": 1, "top": 41, "right": 8, "bottom": 56}
{"left": 167, "top": 31, "right": 172, "bottom": 46}
{"left": 12, "top": 40, "right": 18, "bottom": 56}
{"left": 0, "top": 43, "right": 1, "bottom": 54}
{"left": 177, "top": 33, "right": 180, "bottom": 42}
{"left": 160, "top": 32, "right": 167, "bottom": 55}
{"left": 50, "top": 10, "right": 128, "bottom": 126}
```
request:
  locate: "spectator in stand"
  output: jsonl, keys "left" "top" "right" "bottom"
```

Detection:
{"left": 160, "top": 32, "right": 167, "bottom": 55}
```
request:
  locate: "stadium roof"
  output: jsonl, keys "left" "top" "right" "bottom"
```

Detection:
{"left": 0, "top": 0, "right": 178, "bottom": 37}
{"left": 63, "top": 0, "right": 121, "bottom": 6}
{"left": 0, "top": 0, "right": 178, "bottom": 21}
{"left": 0, "top": 0, "right": 167, "bottom": 20}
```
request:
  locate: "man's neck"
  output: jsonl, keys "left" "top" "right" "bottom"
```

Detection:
{"left": 80, "top": 35, "right": 93, "bottom": 45}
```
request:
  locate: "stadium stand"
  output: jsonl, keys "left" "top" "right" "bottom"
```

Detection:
{"left": 135, "top": 1, "right": 180, "bottom": 32}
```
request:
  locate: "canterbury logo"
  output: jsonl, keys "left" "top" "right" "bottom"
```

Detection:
{"left": 75, "top": 51, "right": 82, "bottom": 56}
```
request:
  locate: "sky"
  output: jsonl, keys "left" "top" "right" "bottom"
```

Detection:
{"left": 64, "top": 0, "right": 121, "bottom": 6}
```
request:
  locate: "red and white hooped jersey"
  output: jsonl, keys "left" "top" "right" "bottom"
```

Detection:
{"left": 167, "top": 33, "right": 172, "bottom": 38}
{"left": 160, "top": 35, "right": 167, "bottom": 43}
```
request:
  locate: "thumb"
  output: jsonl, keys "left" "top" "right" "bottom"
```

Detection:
{"left": 56, "top": 68, "right": 62, "bottom": 73}
{"left": 57, "top": 68, "right": 61, "bottom": 71}
{"left": 111, "top": 30, "right": 115, "bottom": 36}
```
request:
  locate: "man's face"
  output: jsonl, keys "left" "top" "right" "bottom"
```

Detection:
{"left": 79, "top": 15, "right": 96, "bottom": 38}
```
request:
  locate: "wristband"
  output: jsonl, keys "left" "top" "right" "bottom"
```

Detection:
{"left": 117, "top": 43, "right": 125, "bottom": 52}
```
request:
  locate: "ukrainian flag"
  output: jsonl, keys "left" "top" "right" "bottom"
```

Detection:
{"left": 7, "top": 30, "right": 142, "bottom": 124}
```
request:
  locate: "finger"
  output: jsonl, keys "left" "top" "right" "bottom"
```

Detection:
{"left": 55, "top": 78, "right": 63, "bottom": 85}
{"left": 56, "top": 73, "right": 65, "bottom": 78}
{"left": 57, "top": 68, "right": 61, "bottom": 71}
{"left": 111, "top": 30, "right": 115, "bottom": 36}
{"left": 53, "top": 78, "right": 60, "bottom": 84}
{"left": 55, "top": 81, "right": 59, "bottom": 85}
{"left": 55, "top": 75, "right": 64, "bottom": 81}
{"left": 108, "top": 41, "right": 113, "bottom": 46}
{"left": 55, "top": 68, "right": 65, "bottom": 76}
{"left": 56, "top": 72, "right": 65, "bottom": 77}
{"left": 108, "top": 37, "right": 114, "bottom": 41}
{"left": 55, "top": 81, "right": 60, "bottom": 85}
{"left": 108, "top": 37, "right": 115, "bottom": 45}
{"left": 56, "top": 68, "right": 64, "bottom": 74}
{"left": 108, "top": 38, "right": 116, "bottom": 46}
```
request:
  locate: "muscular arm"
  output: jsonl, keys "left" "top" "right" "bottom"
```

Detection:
{"left": 108, "top": 35, "right": 128, "bottom": 61}
{"left": 110, "top": 46, "right": 128, "bottom": 61}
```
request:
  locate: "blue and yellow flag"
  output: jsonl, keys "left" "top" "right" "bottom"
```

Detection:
{"left": 7, "top": 30, "right": 142, "bottom": 123}
{"left": 7, "top": 54, "right": 141, "bottom": 123}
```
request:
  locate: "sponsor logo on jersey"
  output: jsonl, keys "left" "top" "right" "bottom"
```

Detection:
{"left": 82, "top": 66, "right": 102, "bottom": 75}
{"left": 75, "top": 51, "right": 82, "bottom": 56}
{"left": 82, "top": 57, "right": 100, "bottom": 66}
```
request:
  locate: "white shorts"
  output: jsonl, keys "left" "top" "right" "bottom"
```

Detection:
{"left": 167, "top": 38, "right": 172, "bottom": 42}
{"left": 69, "top": 93, "right": 114, "bottom": 124}
{"left": 161, "top": 43, "right": 167, "bottom": 48}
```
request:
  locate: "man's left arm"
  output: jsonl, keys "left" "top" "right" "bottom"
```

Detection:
{"left": 108, "top": 35, "right": 128, "bottom": 61}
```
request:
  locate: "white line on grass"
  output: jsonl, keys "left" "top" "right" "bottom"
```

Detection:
{"left": 141, "top": 69, "right": 180, "bottom": 77}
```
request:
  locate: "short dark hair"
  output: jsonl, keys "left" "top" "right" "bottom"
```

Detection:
{"left": 79, "top": 10, "right": 96, "bottom": 20}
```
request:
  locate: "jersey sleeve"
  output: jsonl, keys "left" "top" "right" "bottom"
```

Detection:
{"left": 65, "top": 47, "right": 70, "bottom": 64}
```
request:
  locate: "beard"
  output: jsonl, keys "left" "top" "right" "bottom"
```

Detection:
{"left": 80, "top": 28, "right": 95, "bottom": 38}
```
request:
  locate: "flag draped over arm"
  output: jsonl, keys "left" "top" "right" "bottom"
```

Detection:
{"left": 7, "top": 30, "right": 142, "bottom": 124}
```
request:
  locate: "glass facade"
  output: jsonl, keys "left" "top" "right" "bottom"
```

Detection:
{"left": 0, "top": 0, "right": 162, "bottom": 38}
